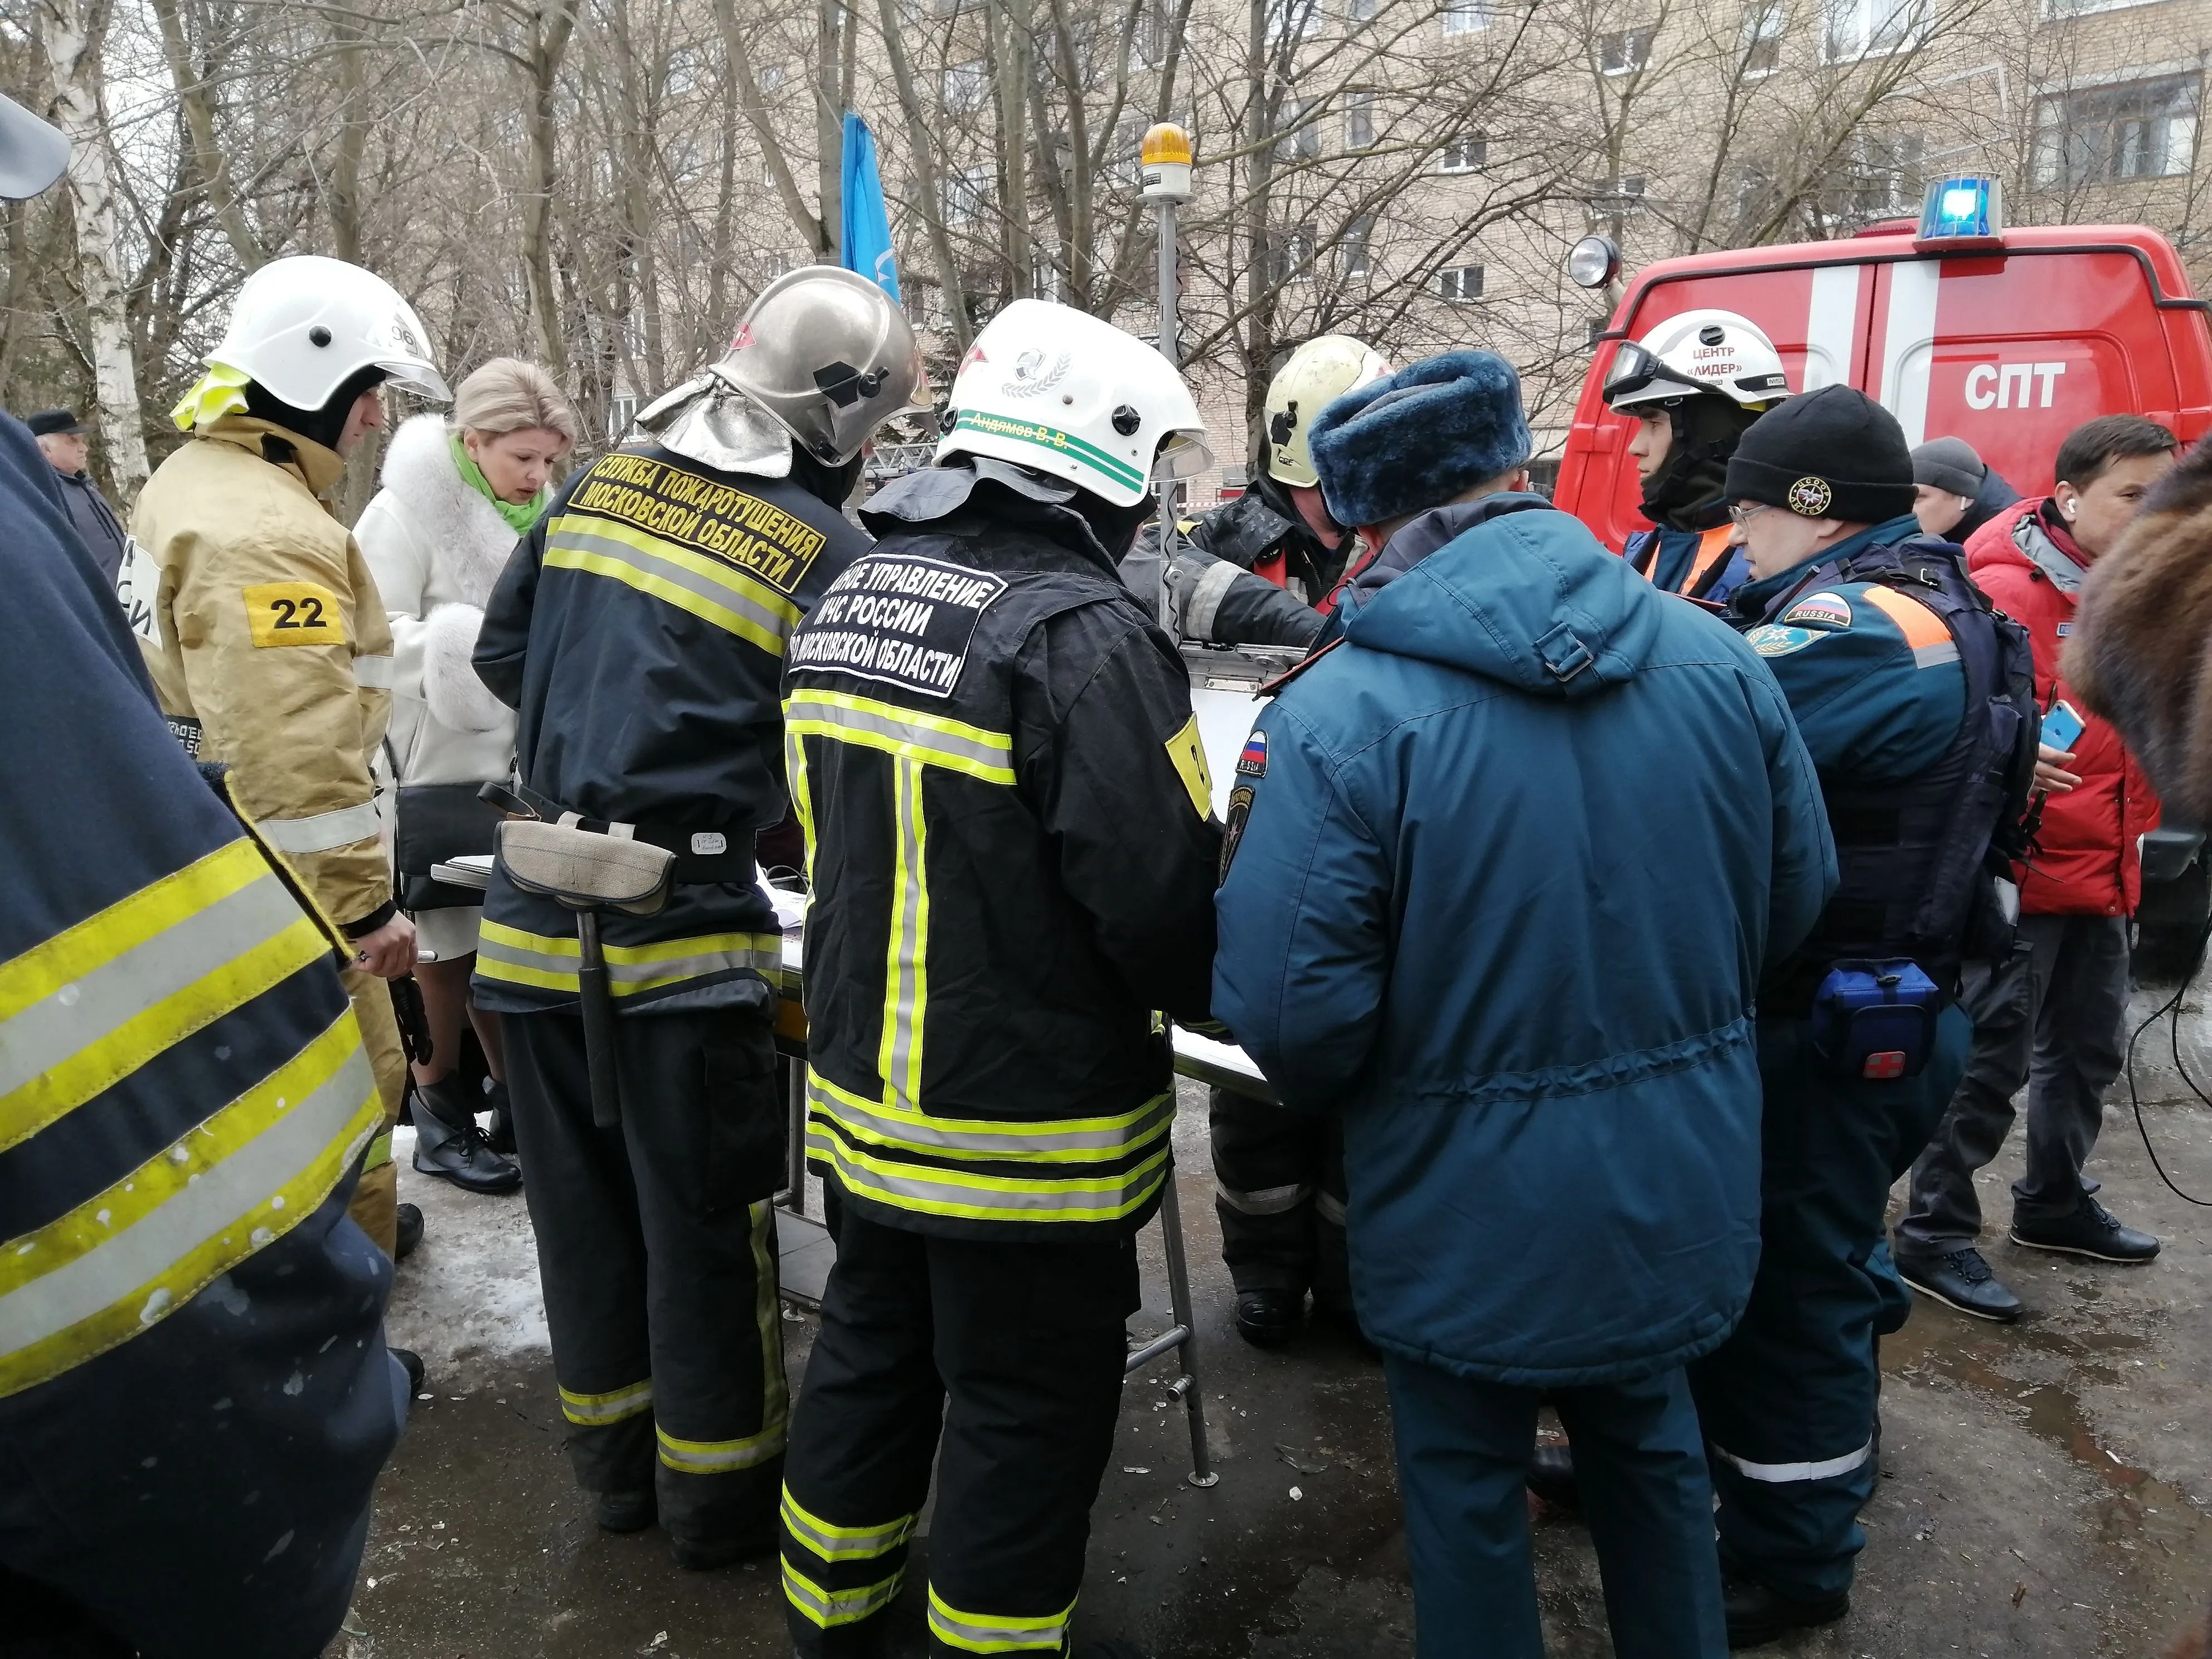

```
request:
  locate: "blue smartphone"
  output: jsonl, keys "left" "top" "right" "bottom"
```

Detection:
{"left": 2041, "top": 699, "right": 2085, "bottom": 753}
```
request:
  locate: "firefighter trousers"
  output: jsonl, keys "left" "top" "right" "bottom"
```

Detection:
{"left": 506, "top": 1007, "right": 789, "bottom": 1545}
{"left": 780, "top": 1200, "right": 1139, "bottom": 1657}
{"left": 1207, "top": 1085, "right": 1349, "bottom": 1305}
{"left": 1689, "top": 1007, "right": 1970, "bottom": 1602}
{"left": 341, "top": 965, "right": 407, "bottom": 1258}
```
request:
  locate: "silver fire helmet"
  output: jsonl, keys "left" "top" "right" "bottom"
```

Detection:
{"left": 710, "top": 266, "right": 920, "bottom": 466}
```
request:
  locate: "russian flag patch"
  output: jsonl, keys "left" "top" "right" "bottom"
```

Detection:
{"left": 1236, "top": 731, "right": 1269, "bottom": 778}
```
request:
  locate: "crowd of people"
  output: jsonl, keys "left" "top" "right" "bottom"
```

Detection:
{"left": 2, "top": 82, "right": 2205, "bottom": 1659}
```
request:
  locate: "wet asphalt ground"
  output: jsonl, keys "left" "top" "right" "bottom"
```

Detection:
{"left": 337, "top": 981, "right": 2212, "bottom": 1658}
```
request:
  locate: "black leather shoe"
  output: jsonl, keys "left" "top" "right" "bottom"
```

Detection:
{"left": 394, "top": 1201, "right": 424, "bottom": 1262}
{"left": 1233, "top": 1288, "right": 1303, "bottom": 1348}
{"left": 1526, "top": 1443, "right": 1582, "bottom": 1510}
{"left": 1895, "top": 1245, "right": 2023, "bottom": 1322}
{"left": 392, "top": 1346, "right": 425, "bottom": 1394}
{"left": 2010, "top": 1198, "right": 2160, "bottom": 1264}
{"left": 483, "top": 1078, "right": 517, "bottom": 1156}
{"left": 411, "top": 1078, "right": 523, "bottom": 1194}
{"left": 594, "top": 1489, "right": 656, "bottom": 1533}
{"left": 1724, "top": 1571, "right": 1848, "bottom": 1647}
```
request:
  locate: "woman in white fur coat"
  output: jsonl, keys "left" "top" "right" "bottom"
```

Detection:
{"left": 358, "top": 357, "right": 575, "bottom": 1190}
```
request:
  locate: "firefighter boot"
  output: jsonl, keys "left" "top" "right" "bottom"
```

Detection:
{"left": 411, "top": 1076, "right": 523, "bottom": 1194}
{"left": 1234, "top": 1288, "right": 1303, "bottom": 1348}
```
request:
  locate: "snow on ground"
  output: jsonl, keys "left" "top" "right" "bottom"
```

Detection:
{"left": 382, "top": 1126, "right": 547, "bottom": 1382}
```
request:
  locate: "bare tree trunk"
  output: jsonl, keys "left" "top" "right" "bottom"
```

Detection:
{"left": 1241, "top": 0, "right": 1275, "bottom": 428}
{"left": 711, "top": 0, "right": 826, "bottom": 252}
{"left": 328, "top": 17, "right": 368, "bottom": 264}
{"left": 988, "top": 0, "right": 1032, "bottom": 290}
{"left": 523, "top": 0, "right": 580, "bottom": 372}
{"left": 39, "top": 0, "right": 148, "bottom": 493}
{"left": 872, "top": 0, "right": 971, "bottom": 347}
{"left": 146, "top": 0, "right": 262, "bottom": 271}
{"left": 814, "top": 0, "right": 843, "bottom": 260}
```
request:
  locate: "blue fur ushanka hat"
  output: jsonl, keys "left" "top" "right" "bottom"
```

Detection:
{"left": 1308, "top": 349, "right": 1531, "bottom": 528}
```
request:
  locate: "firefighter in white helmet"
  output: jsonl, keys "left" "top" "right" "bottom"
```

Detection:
{"left": 779, "top": 298, "right": 1222, "bottom": 1659}
{"left": 132, "top": 255, "right": 464, "bottom": 1356}
{"left": 1129, "top": 333, "right": 1388, "bottom": 648}
{"left": 1602, "top": 308, "right": 1791, "bottom": 605}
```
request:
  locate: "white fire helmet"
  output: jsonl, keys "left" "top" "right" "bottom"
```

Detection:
{"left": 1263, "top": 334, "right": 1390, "bottom": 488}
{"left": 938, "top": 299, "right": 1214, "bottom": 508}
{"left": 203, "top": 255, "right": 448, "bottom": 410}
{"left": 1603, "top": 308, "right": 1789, "bottom": 414}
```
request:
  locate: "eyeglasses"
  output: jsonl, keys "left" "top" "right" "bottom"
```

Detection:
{"left": 1728, "top": 502, "right": 1774, "bottom": 527}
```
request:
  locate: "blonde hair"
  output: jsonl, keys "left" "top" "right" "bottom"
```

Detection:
{"left": 450, "top": 357, "right": 578, "bottom": 447}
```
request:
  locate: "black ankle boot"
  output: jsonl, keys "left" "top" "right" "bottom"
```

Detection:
{"left": 482, "top": 1077, "right": 517, "bottom": 1156}
{"left": 411, "top": 1077, "right": 522, "bottom": 1194}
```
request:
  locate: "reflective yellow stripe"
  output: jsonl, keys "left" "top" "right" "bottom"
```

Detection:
{"left": 0, "top": 1010, "right": 381, "bottom": 1397}
{"left": 787, "top": 724, "right": 817, "bottom": 876}
{"left": 474, "top": 921, "right": 780, "bottom": 998}
{"left": 363, "top": 1130, "right": 394, "bottom": 1172}
{"left": 783, "top": 1560, "right": 907, "bottom": 1629}
{"left": 809, "top": 1120, "right": 1171, "bottom": 1225}
{"left": 926, "top": 1585, "right": 1075, "bottom": 1653}
{"left": 546, "top": 513, "right": 799, "bottom": 656}
{"left": 808, "top": 1070, "right": 1172, "bottom": 1164}
{"left": 878, "top": 758, "right": 928, "bottom": 1109}
{"left": 779, "top": 1490, "right": 916, "bottom": 1563}
{"left": 559, "top": 1377, "right": 654, "bottom": 1425}
{"left": 0, "top": 839, "right": 330, "bottom": 1154}
{"left": 783, "top": 688, "right": 1017, "bottom": 785}
{"left": 657, "top": 1203, "right": 786, "bottom": 1472}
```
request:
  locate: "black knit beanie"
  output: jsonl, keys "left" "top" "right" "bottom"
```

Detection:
{"left": 244, "top": 364, "right": 387, "bottom": 455}
{"left": 1724, "top": 384, "right": 1915, "bottom": 523}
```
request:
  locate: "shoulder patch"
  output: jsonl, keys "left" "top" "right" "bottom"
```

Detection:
{"left": 1236, "top": 730, "right": 1269, "bottom": 778}
{"left": 788, "top": 552, "right": 1007, "bottom": 699}
{"left": 1745, "top": 623, "right": 1819, "bottom": 658}
{"left": 243, "top": 581, "right": 345, "bottom": 647}
{"left": 1781, "top": 591, "right": 1852, "bottom": 630}
{"left": 561, "top": 452, "right": 828, "bottom": 595}
{"left": 1220, "top": 783, "right": 1256, "bottom": 883}
{"left": 1165, "top": 712, "right": 1215, "bottom": 818}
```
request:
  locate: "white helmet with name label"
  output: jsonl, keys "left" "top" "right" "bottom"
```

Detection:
{"left": 1604, "top": 308, "right": 1789, "bottom": 413}
{"left": 204, "top": 255, "right": 449, "bottom": 408}
{"left": 938, "top": 299, "right": 1214, "bottom": 507}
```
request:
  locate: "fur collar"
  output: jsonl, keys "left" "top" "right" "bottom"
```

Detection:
{"left": 375, "top": 413, "right": 525, "bottom": 607}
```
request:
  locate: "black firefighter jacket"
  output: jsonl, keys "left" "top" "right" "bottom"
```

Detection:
{"left": 472, "top": 442, "right": 869, "bottom": 1018}
{"left": 1124, "top": 472, "right": 1351, "bottom": 649}
{"left": 784, "top": 458, "right": 1223, "bottom": 1241}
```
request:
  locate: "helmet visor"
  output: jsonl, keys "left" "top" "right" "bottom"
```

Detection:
{"left": 1154, "top": 430, "right": 1216, "bottom": 483}
{"left": 1602, "top": 340, "right": 1705, "bottom": 411}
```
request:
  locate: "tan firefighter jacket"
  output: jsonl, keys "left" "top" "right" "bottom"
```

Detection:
{"left": 130, "top": 415, "right": 396, "bottom": 928}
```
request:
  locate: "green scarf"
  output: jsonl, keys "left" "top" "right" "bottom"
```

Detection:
{"left": 452, "top": 433, "right": 550, "bottom": 532}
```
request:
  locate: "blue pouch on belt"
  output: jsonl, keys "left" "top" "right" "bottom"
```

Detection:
{"left": 1810, "top": 959, "right": 1940, "bottom": 1080}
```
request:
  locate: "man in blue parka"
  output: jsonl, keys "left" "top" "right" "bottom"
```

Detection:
{"left": 1212, "top": 351, "right": 1836, "bottom": 1659}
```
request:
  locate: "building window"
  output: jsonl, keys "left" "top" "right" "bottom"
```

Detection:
{"left": 1032, "top": 248, "right": 1068, "bottom": 302}
{"left": 1267, "top": 0, "right": 1322, "bottom": 43}
{"left": 608, "top": 395, "right": 638, "bottom": 440}
{"left": 1741, "top": 1, "right": 1784, "bottom": 74}
{"left": 1820, "top": 0, "right": 1930, "bottom": 61}
{"left": 1584, "top": 173, "right": 1647, "bottom": 218}
{"left": 2036, "top": 75, "right": 2200, "bottom": 186}
{"left": 943, "top": 60, "right": 989, "bottom": 113}
{"left": 1276, "top": 96, "right": 1322, "bottom": 162}
{"left": 1342, "top": 213, "right": 1376, "bottom": 278}
{"left": 1438, "top": 132, "right": 1487, "bottom": 172}
{"left": 942, "top": 164, "right": 992, "bottom": 226}
{"left": 1600, "top": 26, "right": 1656, "bottom": 73}
{"left": 1346, "top": 89, "right": 1376, "bottom": 150}
{"left": 1438, "top": 264, "right": 1484, "bottom": 301}
{"left": 1349, "top": 0, "right": 1381, "bottom": 16}
{"left": 1441, "top": 0, "right": 1490, "bottom": 35}
{"left": 1269, "top": 230, "right": 1317, "bottom": 284}
{"left": 1852, "top": 129, "right": 1924, "bottom": 215}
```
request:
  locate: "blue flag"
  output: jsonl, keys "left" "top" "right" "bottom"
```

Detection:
{"left": 840, "top": 112, "right": 901, "bottom": 302}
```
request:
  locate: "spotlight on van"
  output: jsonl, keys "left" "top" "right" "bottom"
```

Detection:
{"left": 1568, "top": 235, "right": 1621, "bottom": 289}
{"left": 1916, "top": 177, "right": 2003, "bottom": 250}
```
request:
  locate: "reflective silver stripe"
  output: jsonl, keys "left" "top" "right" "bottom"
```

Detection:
{"left": 548, "top": 525, "right": 794, "bottom": 642}
{"left": 809, "top": 1073, "right": 1173, "bottom": 1161}
{"left": 808, "top": 1121, "right": 1170, "bottom": 1221}
{"left": 352, "top": 654, "right": 394, "bottom": 689}
{"left": 1215, "top": 1180, "right": 1311, "bottom": 1216}
{"left": 780, "top": 1493, "right": 915, "bottom": 1563}
{"left": 1709, "top": 1438, "right": 1874, "bottom": 1484}
{"left": 474, "top": 926, "right": 779, "bottom": 994}
{"left": 880, "top": 757, "right": 927, "bottom": 1110}
{"left": 0, "top": 870, "right": 305, "bottom": 1101}
{"left": 0, "top": 1045, "right": 375, "bottom": 1357}
{"left": 559, "top": 1379, "right": 653, "bottom": 1425}
{"left": 927, "top": 1587, "right": 1073, "bottom": 1654}
{"left": 1313, "top": 1190, "right": 1348, "bottom": 1226}
{"left": 657, "top": 1418, "right": 787, "bottom": 1472}
{"left": 784, "top": 1560, "right": 906, "bottom": 1629}
{"left": 255, "top": 800, "right": 382, "bottom": 854}
{"left": 1912, "top": 641, "right": 1961, "bottom": 670}
{"left": 1183, "top": 557, "right": 1243, "bottom": 643}
{"left": 784, "top": 692, "right": 1015, "bottom": 778}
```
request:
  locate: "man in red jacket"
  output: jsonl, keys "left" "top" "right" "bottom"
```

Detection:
{"left": 1894, "top": 415, "right": 2178, "bottom": 1321}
